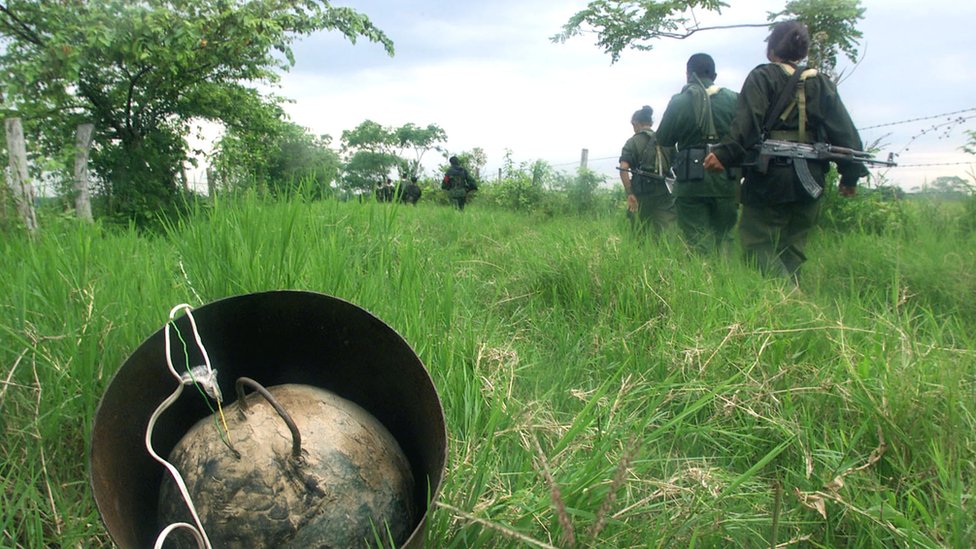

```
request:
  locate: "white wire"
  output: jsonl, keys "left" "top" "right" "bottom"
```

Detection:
{"left": 154, "top": 522, "right": 205, "bottom": 549}
{"left": 147, "top": 303, "right": 215, "bottom": 549}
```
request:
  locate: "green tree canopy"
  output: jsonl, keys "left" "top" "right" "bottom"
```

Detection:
{"left": 212, "top": 107, "right": 341, "bottom": 199}
{"left": 340, "top": 119, "right": 447, "bottom": 191}
{"left": 553, "top": 0, "right": 865, "bottom": 74}
{"left": 0, "top": 0, "right": 393, "bottom": 223}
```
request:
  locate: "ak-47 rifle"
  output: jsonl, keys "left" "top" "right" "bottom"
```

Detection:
{"left": 616, "top": 166, "right": 675, "bottom": 194}
{"left": 748, "top": 140, "right": 898, "bottom": 199}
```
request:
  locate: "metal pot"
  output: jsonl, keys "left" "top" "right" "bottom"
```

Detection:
{"left": 90, "top": 291, "right": 447, "bottom": 548}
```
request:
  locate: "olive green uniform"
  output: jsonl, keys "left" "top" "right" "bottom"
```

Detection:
{"left": 619, "top": 129, "right": 676, "bottom": 233}
{"left": 711, "top": 63, "right": 868, "bottom": 277}
{"left": 657, "top": 78, "right": 739, "bottom": 253}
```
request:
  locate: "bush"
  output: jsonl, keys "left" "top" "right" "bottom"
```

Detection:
{"left": 959, "top": 193, "right": 976, "bottom": 236}
{"left": 820, "top": 170, "right": 910, "bottom": 236}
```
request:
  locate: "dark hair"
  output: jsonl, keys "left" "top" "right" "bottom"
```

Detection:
{"left": 449, "top": 156, "right": 460, "bottom": 166}
{"left": 767, "top": 20, "right": 809, "bottom": 62}
{"left": 631, "top": 105, "right": 654, "bottom": 125}
{"left": 410, "top": 176, "right": 418, "bottom": 183}
{"left": 686, "top": 53, "right": 716, "bottom": 80}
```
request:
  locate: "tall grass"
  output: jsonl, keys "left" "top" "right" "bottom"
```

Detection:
{"left": 1, "top": 193, "right": 974, "bottom": 547}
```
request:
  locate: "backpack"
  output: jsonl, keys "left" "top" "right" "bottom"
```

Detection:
{"left": 443, "top": 167, "right": 470, "bottom": 198}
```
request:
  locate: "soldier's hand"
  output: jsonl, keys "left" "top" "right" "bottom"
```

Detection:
{"left": 626, "top": 193, "right": 638, "bottom": 213}
{"left": 703, "top": 152, "right": 725, "bottom": 172}
{"left": 838, "top": 184, "right": 856, "bottom": 197}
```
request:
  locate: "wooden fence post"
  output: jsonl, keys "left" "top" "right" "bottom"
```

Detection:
{"left": 74, "top": 123, "right": 95, "bottom": 222}
{"left": 580, "top": 148, "right": 589, "bottom": 169}
{"left": 5, "top": 117, "right": 38, "bottom": 233}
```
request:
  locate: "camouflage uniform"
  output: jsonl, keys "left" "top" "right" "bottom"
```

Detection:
{"left": 619, "top": 129, "right": 676, "bottom": 233}
{"left": 710, "top": 63, "right": 868, "bottom": 277}
{"left": 657, "top": 78, "right": 739, "bottom": 253}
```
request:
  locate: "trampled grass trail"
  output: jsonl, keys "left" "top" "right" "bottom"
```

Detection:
{"left": 1, "top": 194, "right": 974, "bottom": 547}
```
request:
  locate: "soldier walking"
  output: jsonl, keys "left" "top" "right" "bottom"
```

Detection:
{"left": 618, "top": 105, "right": 676, "bottom": 234}
{"left": 704, "top": 20, "right": 867, "bottom": 280}
{"left": 657, "top": 53, "right": 739, "bottom": 254}
{"left": 442, "top": 156, "right": 476, "bottom": 210}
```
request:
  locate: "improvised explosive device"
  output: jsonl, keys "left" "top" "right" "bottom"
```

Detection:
{"left": 158, "top": 382, "right": 416, "bottom": 548}
{"left": 90, "top": 291, "right": 447, "bottom": 549}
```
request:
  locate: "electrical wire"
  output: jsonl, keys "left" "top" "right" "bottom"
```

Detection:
{"left": 155, "top": 523, "right": 205, "bottom": 549}
{"left": 147, "top": 304, "right": 217, "bottom": 549}
{"left": 171, "top": 326, "right": 234, "bottom": 449}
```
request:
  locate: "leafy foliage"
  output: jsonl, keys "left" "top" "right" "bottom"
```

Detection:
{"left": 212, "top": 115, "right": 341, "bottom": 199}
{"left": 340, "top": 120, "right": 447, "bottom": 192}
{"left": 449, "top": 148, "right": 488, "bottom": 180}
{"left": 820, "top": 172, "right": 911, "bottom": 236}
{"left": 0, "top": 0, "right": 393, "bottom": 224}
{"left": 476, "top": 152, "right": 547, "bottom": 212}
{"left": 770, "top": 0, "right": 865, "bottom": 74}
{"left": 961, "top": 192, "right": 976, "bottom": 236}
{"left": 562, "top": 167, "right": 607, "bottom": 214}
{"left": 554, "top": 0, "right": 865, "bottom": 71}
{"left": 964, "top": 129, "right": 976, "bottom": 155}
{"left": 552, "top": 0, "right": 732, "bottom": 63}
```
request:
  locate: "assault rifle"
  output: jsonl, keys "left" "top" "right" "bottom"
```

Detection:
{"left": 749, "top": 140, "right": 898, "bottom": 198}
{"left": 617, "top": 166, "right": 675, "bottom": 194}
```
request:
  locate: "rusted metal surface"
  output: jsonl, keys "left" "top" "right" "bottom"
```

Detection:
{"left": 159, "top": 383, "right": 416, "bottom": 548}
{"left": 90, "top": 291, "right": 447, "bottom": 548}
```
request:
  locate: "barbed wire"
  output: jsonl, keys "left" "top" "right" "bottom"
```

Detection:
{"left": 857, "top": 107, "right": 976, "bottom": 131}
{"left": 494, "top": 110, "right": 976, "bottom": 175}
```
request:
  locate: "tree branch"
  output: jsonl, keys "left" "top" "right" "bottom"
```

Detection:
{"left": 0, "top": 3, "right": 45, "bottom": 46}
{"left": 124, "top": 63, "right": 154, "bottom": 133}
{"left": 651, "top": 22, "right": 770, "bottom": 40}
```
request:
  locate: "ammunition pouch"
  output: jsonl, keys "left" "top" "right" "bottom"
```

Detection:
{"left": 631, "top": 174, "right": 653, "bottom": 196}
{"left": 673, "top": 147, "right": 707, "bottom": 181}
{"left": 633, "top": 170, "right": 670, "bottom": 195}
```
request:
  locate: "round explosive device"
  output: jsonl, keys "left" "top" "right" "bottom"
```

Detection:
{"left": 158, "top": 382, "right": 416, "bottom": 548}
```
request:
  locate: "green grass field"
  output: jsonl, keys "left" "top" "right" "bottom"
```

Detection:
{"left": 1, "top": 194, "right": 974, "bottom": 547}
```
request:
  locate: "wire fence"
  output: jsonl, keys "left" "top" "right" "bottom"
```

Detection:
{"left": 527, "top": 107, "right": 976, "bottom": 179}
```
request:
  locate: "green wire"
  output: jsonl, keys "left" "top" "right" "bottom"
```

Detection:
{"left": 170, "top": 321, "right": 234, "bottom": 450}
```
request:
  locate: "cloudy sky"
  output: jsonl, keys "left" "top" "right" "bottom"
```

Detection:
{"left": 235, "top": 0, "right": 975, "bottom": 191}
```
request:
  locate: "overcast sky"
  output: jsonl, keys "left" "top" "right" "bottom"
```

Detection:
{"left": 214, "top": 0, "right": 976, "bottom": 191}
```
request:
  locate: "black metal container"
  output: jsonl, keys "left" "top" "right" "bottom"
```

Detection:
{"left": 90, "top": 290, "right": 447, "bottom": 548}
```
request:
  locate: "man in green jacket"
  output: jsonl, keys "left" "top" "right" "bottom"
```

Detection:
{"left": 704, "top": 21, "right": 867, "bottom": 279}
{"left": 657, "top": 53, "right": 739, "bottom": 254}
{"left": 619, "top": 105, "right": 676, "bottom": 234}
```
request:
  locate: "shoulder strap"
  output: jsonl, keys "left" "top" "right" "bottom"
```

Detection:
{"left": 762, "top": 64, "right": 807, "bottom": 138}
{"left": 691, "top": 75, "right": 719, "bottom": 142}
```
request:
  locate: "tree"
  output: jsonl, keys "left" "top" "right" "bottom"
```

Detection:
{"left": 394, "top": 123, "right": 448, "bottom": 176}
{"left": 553, "top": 0, "right": 865, "bottom": 73}
{"left": 449, "top": 147, "right": 487, "bottom": 180}
{"left": 0, "top": 0, "right": 393, "bottom": 224}
{"left": 926, "top": 176, "right": 973, "bottom": 196}
{"left": 340, "top": 120, "right": 447, "bottom": 192}
{"left": 212, "top": 111, "right": 341, "bottom": 199}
